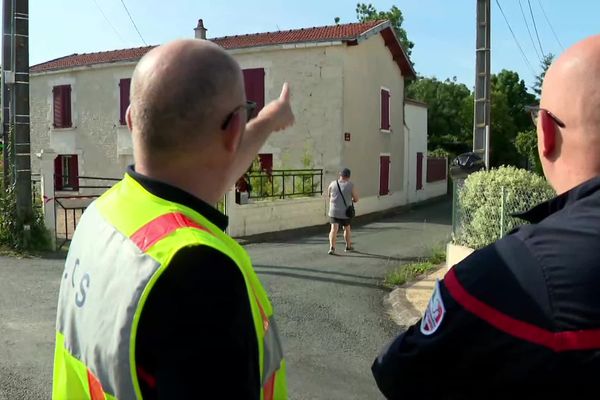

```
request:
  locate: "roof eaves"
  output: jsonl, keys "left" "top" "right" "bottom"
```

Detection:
{"left": 381, "top": 25, "right": 416, "bottom": 79}
{"left": 31, "top": 58, "right": 140, "bottom": 75}
{"left": 354, "top": 20, "right": 390, "bottom": 44}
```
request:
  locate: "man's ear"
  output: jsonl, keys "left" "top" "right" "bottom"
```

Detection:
{"left": 126, "top": 106, "right": 133, "bottom": 131}
{"left": 222, "top": 111, "right": 243, "bottom": 153}
{"left": 540, "top": 110, "right": 557, "bottom": 158}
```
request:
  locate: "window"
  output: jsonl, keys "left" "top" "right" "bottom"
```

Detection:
{"left": 243, "top": 68, "right": 265, "bottom": 117}
{"left": 258, "top": 153, "right": 273, "bottom": 175}
{"left": 53, "top": 85, "right": 72, "bottom": 128}
{"left": 416, "top": 152, "right": 424, "bottom": 190}
{"left": 379, "top": 155, "right": 390, "bottom": 195}
{"left": 119, "top": 78, "right": 131, "bottom": 125}
{"left": 380, "top": 88, "right": 391, "bottom": 131}
{"left": 54, "top": 155, "right": 79, "bottom": 191}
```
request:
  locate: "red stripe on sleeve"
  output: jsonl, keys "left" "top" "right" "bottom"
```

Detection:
{"left": 444, "top": 268, "right": 600, "bottom": 352}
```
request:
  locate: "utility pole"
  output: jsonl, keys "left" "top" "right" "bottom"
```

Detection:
{"left": 474, "top": 0, "right": 491, "bottom": 168}
{"left": 2, "top": 0, "right": 32, "bottom": 223}
{"left": 2, "top": 0, "right": 14, "bottom": 185}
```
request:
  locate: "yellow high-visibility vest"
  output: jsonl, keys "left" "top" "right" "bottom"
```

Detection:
{"left": 52, "top": 173, "right": 287, "bottom": 399}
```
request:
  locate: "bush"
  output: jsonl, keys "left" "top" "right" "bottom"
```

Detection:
{"left": 428, "top": 148, "right": 450, "bottom": 158}
{"left": 455, "top": 166, "right": 554, "bottom": 249}
{"left": 0, "top": 183, "right": 51, "bottom": 252}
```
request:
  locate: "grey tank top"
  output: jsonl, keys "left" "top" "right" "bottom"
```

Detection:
{"left": 328, "top": 179, "right": 354, "bottom": 219}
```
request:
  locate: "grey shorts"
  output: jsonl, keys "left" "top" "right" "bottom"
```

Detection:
{"left": 330, "top": 217, "right": 351, "bottom": 227}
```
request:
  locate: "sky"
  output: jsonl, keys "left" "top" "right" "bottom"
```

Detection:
{"left": 27, "top": 0, "right": 599, "bottom": 91}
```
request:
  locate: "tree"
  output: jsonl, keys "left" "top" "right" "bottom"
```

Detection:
{"left": 492, "top": 70, "right": 536, "bottom": 134}
{"left": 533, "top": 53, "right": 554, "bottom": 97}
{"left": 406, "top": 77, "right": 473, "bottom": 156}
{"left": 489, "top": 86, "right": 518, "bottom": 167}
{"left": 485, "top": 69, "right": 540, "bottom": 167}
{"left": 355, "top": 3, "right": 414, "bottom": 59}
{"left": 515, "top": 129, "right": 543, "bottom": 174}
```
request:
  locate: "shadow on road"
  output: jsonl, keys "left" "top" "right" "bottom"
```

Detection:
{"left": 254, "top": 264, "right": 389, "bottom": 290}
{"left": 339, "top": 251, "right": 421, "bottom": 263}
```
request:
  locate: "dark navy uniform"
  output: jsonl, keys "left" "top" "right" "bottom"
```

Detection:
{"left": 372, "top": 176, "right": 600, "bottom": 399}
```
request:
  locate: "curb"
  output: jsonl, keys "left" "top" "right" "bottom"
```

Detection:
{"left": 384, "top": 265, "right": 448, "bottom": 328}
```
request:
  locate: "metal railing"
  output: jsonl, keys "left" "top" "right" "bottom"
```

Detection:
{"left": 246, "top": 169, "right": 323, "bottom": 200}
{"left": 54, "top": 175, "right": 120, "bottom": 249}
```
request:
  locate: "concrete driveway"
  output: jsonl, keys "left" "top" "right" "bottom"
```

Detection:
{"left": 0, "top": 200, "right": 451, "bottom": 400}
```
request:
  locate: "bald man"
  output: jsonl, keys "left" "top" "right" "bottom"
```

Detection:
{"left": 53, "top": 40, "right": 293, "bottom": 399}
{"left": 372, "top": 36, "right": 600, "bottom": 399}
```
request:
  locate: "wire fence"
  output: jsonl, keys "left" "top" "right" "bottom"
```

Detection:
{"left": 452, "top": 178, "right": 553, "bottom": 249}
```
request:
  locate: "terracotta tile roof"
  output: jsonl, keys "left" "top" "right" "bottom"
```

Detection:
{"left": 211, "top": 20, "right": 384, "bottom": 49}
{"left": 30, "top": 20, "right": 415, "bottom": 78}
{"left": 30, "top": 46, "right": 157, "bottom": 73}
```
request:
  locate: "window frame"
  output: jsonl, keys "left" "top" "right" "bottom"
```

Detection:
{"left": 52, "top": 84, "right": 73, "bottom": 129}
{"left": 119, "top": 78, "right": 131, "bottom": 126}
{"left": 380, "top": 87, "right": 391, "bottom": 133}
{"left": 379, "top": 153, "right": 392, "bottom": 196}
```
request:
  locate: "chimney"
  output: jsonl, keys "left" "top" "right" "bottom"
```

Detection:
{"left": 194, "top": 19, "right": 207, "bottom": 40}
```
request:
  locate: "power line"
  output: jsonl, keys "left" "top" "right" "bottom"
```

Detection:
{"left": 119, "top": 0, "right": 147, "bottom": 46}
{"left": 537, "top": 0, "right": 565, "bottom": 51}
{"left": 527, "top": 0, "right": 545, "bottom": 57}
{"left": 90, "top": 0, "right": 127, "bottom": 45}
{"left": 494, "top": 0, "right": 536, "bottom": 76}
{"left": 518, "top": 0, "right": 542, "bottom": 62}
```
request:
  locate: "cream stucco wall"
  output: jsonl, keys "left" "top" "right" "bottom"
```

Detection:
{"left": 233, "top": 44, "right": 344, "bottom": 173}
{"left": 30, "top": 46, "right": 345, "bottom": 180}
{"left": 30, "top": 63, "right": 136, "bottom": 181}
{"left": 404, "top": 102, "right": 428, "bottom": 203}
{"left": 341, "top": 33, "right": 406, "bottom": 214}
{"left": 227, "top": 196, "right": 327, "bottom": 237}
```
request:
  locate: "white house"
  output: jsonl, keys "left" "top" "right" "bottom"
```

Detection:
{"left": 29, "top": 19, "right": 446, "bottom": 243}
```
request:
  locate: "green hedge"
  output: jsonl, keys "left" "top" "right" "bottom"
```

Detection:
{"left": 456, "top": 166, "right": 555, "bottom": 249}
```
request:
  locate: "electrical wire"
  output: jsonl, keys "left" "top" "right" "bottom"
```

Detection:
{"left": 518, "top": 0, "right": 541, "bottom": 62}
{"left": 536, "top": 0, "right": 565, "bottom": 51}
{"left": 494, "top": 0, "right": 537, "bottom": 76}
{"left": 527, "top": 0, "right": 545, "bottom": 57}
{"left": 90, "top": 0, "right": 127, "bottom": 45}
{"left": 119, "top": 0, "right": 147, "bottom": 46}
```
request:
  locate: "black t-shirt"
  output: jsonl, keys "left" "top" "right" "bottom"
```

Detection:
{"left": 128, "top": 166, "right": 260, "bottom": 399}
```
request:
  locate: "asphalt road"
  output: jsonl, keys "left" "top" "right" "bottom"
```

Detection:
{"left": 249, "top": 200, "right": 451, "bottom": 399}
{"left": 0, "top": 200, "right": 451, "bottom": 400}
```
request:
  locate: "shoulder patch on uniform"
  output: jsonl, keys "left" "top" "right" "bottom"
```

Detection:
{"left": 420, "top": 280, "right": 446, "bottom": 336}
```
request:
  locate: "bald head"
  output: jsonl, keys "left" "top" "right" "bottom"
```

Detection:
{"left": 542, "top": 35, "right": 600, "bottom": 136}
{"left": 129, "top": 39, "right": 243, "bottom": 158}
{"left": 538, "top": 35, "right": 600, "bottom": 192}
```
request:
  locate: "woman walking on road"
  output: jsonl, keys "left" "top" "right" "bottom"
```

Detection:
{"left": 327, "top": 168, "right": 359, "bottom": 255}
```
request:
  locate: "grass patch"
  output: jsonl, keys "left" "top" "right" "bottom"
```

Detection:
{"left": 384, "top": 245, "right": 447, "bottom": 288}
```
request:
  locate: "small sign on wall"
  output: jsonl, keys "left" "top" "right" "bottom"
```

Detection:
{"left": 344, "top": 132, "right": 351, "bottom": 142}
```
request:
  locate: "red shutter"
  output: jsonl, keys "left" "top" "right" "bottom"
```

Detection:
{"left": 63, "top": 86, "right": 72, "bottom": 127}
{"left": 417, "top": 152, "right": 424, "bottom": 190}
{"left": 243, "top": 68, "right": 265, "bottom": 113}
{"left": 119, "top": 78, "right": 131, "bottom": 125}
{"left": 380, "top": 89, "right": 390, "bottom": 130}
{"left": 53, "top": 86, "right": 63, "bottom": 128}
{"left": 379, "top": 155, "right": 390, "bottom": 195}
{"left": 54, "top": 156, "right": 63, "bottom": 190}
{"left": 68, "top": 155, "right": 79, "bottom": 191}
{"left": 258, "top": 153, "right": 273, "bottom": 175}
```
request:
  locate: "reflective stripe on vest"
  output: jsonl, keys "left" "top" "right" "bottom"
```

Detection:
{"left": 53, "top": 174, "right": 287, "bottom": 400}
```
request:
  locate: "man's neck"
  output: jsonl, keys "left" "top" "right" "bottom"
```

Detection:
{"left": 135, "top": 162, "right": 226, "bottom": 205}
